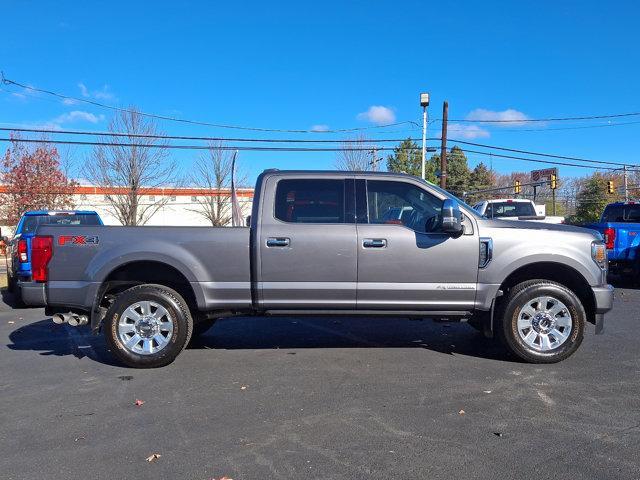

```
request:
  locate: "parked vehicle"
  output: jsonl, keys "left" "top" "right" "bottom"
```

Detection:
{"left": 6, "top": 210, "right": 103, "bottom": 293}
{"left": 585, "top": 201, "right": 640, "bottom": 279}
{"left": 473, "top": 199, "right": 564, "bottom": 224}
{"left": 22, "top": 171, "right": 612, "bottom": 367}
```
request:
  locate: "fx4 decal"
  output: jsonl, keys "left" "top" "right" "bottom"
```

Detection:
{"left": 58, "top": 235, "right": 100, "bottom": 246}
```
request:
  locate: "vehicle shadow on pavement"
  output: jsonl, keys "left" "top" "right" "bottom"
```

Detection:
{"left": 1, "top": 288, "right": 26, "bottom": 310}
{"left": 7, "top": 319, "right": 120, "bottom": 366}
{"left": 189, "top": 316, "right": 515, "bottom": 362}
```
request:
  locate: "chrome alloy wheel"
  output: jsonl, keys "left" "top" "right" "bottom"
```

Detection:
{"left": 516, "top": 296, "right": 572, "bottom": 352}
{"left": 117, "top": 301, "right": 174, "bottom": 355}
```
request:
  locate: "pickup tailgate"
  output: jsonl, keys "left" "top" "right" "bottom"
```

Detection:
{"left": 34, "top": 225, "right": 251, "bottom": 311}
{"left": 603, "top": 222, "right": 640, "bottom": 261}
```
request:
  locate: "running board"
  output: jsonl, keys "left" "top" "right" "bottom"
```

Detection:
{"left": 264, "top": 310, "right": 472, "bottom": 318}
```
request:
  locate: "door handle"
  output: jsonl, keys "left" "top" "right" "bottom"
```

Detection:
{"left": 363, "top": 238, "right": 387, "bottom": 248}
{"left": 266, "top": 237, "right": 290, "bottom": 247}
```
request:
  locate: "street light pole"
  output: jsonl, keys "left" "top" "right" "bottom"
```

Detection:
{"left": 420, "top": 93, "right": 430, "bottom": 180}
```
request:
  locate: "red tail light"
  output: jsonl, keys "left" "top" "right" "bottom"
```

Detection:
{"left": 17, "top": 239, "right": 28, "bottom": 262}
{"left": 31, "top": 236, "right": 53, "bottom": 282}
{"left": 604, "top": 227, "right": 616, "bottom": 250}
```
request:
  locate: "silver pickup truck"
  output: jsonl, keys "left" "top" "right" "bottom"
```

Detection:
{"left": 22, "top": 170, "right": 614, "bottom": 368}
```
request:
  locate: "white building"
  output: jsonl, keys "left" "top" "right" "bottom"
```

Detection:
{"left": 4, "top": 185, "right": 254, "bottom": 228}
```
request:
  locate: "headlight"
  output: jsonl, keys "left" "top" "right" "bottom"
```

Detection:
{"left": 591, "top": 241, "right": 607, "bottom": 268}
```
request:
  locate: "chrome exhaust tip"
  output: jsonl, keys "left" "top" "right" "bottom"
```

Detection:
{"left": 52, "top": 313, "right": 68, "bottom": 324}
{"left": 68, "top": 315, "right": 89, "bottom": 327}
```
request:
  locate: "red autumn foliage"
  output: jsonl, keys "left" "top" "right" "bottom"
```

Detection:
{"left": 1, "top": 136, "right": 78, "bottom": 225}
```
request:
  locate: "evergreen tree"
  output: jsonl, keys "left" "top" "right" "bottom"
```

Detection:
{"left": 444, "top": 146, "right": 470, "bottom": 197}
{"left": 386, "top": 138, "right": 424, "bottom": 178}
{"left": 573, "top": 173, "right": 618, "bottom": 223}
{"left": 467, "top": 162, "right": 495, "bottom": 203}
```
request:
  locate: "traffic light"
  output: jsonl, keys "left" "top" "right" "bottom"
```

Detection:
{"left": 607, "top": 180, "right": 615, "bottom": 194}
{"left": 514, "top": 180, "right": 521, "bottom": 195}
{"left": 550, "top": 174, "right": 557, "bottom": 190}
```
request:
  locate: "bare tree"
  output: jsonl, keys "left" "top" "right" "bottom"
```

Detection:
{"left": 85, "top": 108, "right": 179, "bottom": 225}
{"left": 334, "top": 135, "right": 375, "bottom": 171}
{"left": 188, "top": 142, "right": 246, "bottom": 226}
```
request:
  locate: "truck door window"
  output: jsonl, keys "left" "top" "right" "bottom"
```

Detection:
{"left": 366, "top": 180, "right": 443, "bottom": 233}
{"left": 274, "top": 179, "right": 345, "bottom": 223}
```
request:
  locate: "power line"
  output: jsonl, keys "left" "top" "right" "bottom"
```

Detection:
{"left": 2, "top": 126, "right": 632, "bottom": 167}
{"left": 0, "top": 126, "right": 414, "bottom": 144}
{"left": 455, "top": 147, "right": 620, "bottom": 171}
{"left": 0, "top": 136, "right": 402, "bottom": 152}
{"left": 444, "top": 112, "right": 640, "bottom": 124}
{"left": 0, "top": 73, "right": 419, "bottom": 134}
{"left": 1, "top": 135, "right": 628, "bottom": 171}
{"left": 448, "top": 139, "right": 632, "bottom": 167}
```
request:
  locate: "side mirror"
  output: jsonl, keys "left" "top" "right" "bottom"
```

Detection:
{"left": 245, "top": 215, "right": 251, "bottom": 227}
{"left": 441, "top": 199, "right": 463, "bottom": 236}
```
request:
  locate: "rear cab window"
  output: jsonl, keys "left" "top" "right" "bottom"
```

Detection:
{"left": 485, "top": 202, "right": 536, "bottom": 218}
{"left": 21, "top": 214, "right": 102, "bottom": 234}
{"left": 602, "top": 204, "right": 640, "bottom": 223}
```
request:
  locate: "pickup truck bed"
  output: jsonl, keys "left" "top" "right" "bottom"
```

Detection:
{"left": 22, "top": 170, "right": 613, "bottom": 368}
{"left": 26, "top": 226, "right": 251, "bottom": 311}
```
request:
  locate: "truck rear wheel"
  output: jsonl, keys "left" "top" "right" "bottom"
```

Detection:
{"left": 104, "top": 284, "right": 193, "bottom": 368}
{"left": 497, "top": 280, "right": 585, "bottom": 363}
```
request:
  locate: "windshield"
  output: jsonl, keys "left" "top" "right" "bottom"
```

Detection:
{"left": 485, "top": 202, "right": 537, "bottom": 218}
{"left": 422, "top": 180, "right": 484, "bottom": 219}
{"left": 601, "top": 204, "right": 640, "bottom": 223}
{"left": 21, "top": 214, "right": 101, "bottom": 234}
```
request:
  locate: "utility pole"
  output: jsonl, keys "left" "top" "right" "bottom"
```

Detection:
{"left": 420, "top": 93, "right": 430, "bottom": 180}
{"left": 370, "top": 146, "right": 379, "bottom": 171}
{"left": 624, "top": 165, "right": 629, "bottom": 201}
{"left": 440, "top": 101, "right": 448, "bottom": 189}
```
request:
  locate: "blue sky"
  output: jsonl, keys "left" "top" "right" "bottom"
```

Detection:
{"left": 2, "top": 0, "right": 639, "bottom": 184}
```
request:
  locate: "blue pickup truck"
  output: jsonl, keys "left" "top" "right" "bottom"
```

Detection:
{"left": 6, "top": 210, "right": 103, "bottom": 293}
{"left": 587, "top": 202, "right": 640, "bottom": 278}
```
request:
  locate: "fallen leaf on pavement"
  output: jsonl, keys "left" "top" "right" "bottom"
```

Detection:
{"left": 458, "top": 409, "right": 465, "bottom": 415}
{"left": 135, "top": 399, "right": 145, "bottom": 406}
{"left": 146, "top": 453, "right": 161, "bottom": 462}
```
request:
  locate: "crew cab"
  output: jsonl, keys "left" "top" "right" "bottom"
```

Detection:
{"left": 6, "top": 210, "right": 102, "bottom": 293}
{"left": 22, "top": 171, "right": 613, "bottom": 368}
{"left": 586, "top": 201, "right": 640, "bottom": 279}
{"left": 473, "top": 199, "right": 564, "bottom": 224}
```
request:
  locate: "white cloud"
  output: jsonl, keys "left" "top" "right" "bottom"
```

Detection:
{"left": 357, "top": 105, "right": 396, "bottom": 125}
{"left": 51, "top": 110, "right": 105, "bottom": 126}
{"left": 78, "top": 82, "right": 90, "bottom": 98}
{"left": 310, "top": 124, "right": 329, "bottom": 132}
{"left": 465, "top": 108, "right": 530, "bottom": 126}
{"left": 77, "top": 83, "right": 116, "bottom": 101}
{"left": 94, "top": 85, "right": 115, "bottom": 100}
{"left": 62, "top": 98, "right": 77, "bottom": 105}
{"left": 446, "top": 123, "right": 491, "bottom": 139}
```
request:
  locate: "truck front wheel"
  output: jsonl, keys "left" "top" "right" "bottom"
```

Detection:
{"left": 104, "top": 284, "right": 193, "bottom": 368}
{"left": 497, "top": 280, "right": 585, "bottom": 363}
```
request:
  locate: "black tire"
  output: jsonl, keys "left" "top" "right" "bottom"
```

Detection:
{"left": 103, "top": 284, "right": 193, "bottom": 368}
{"left": 496, "top": 280, "right": 585, "bottom": 364}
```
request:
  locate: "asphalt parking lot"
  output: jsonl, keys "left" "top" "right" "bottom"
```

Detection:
{"left": 1, "top": 284, "right": 639, "bottom": 480}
